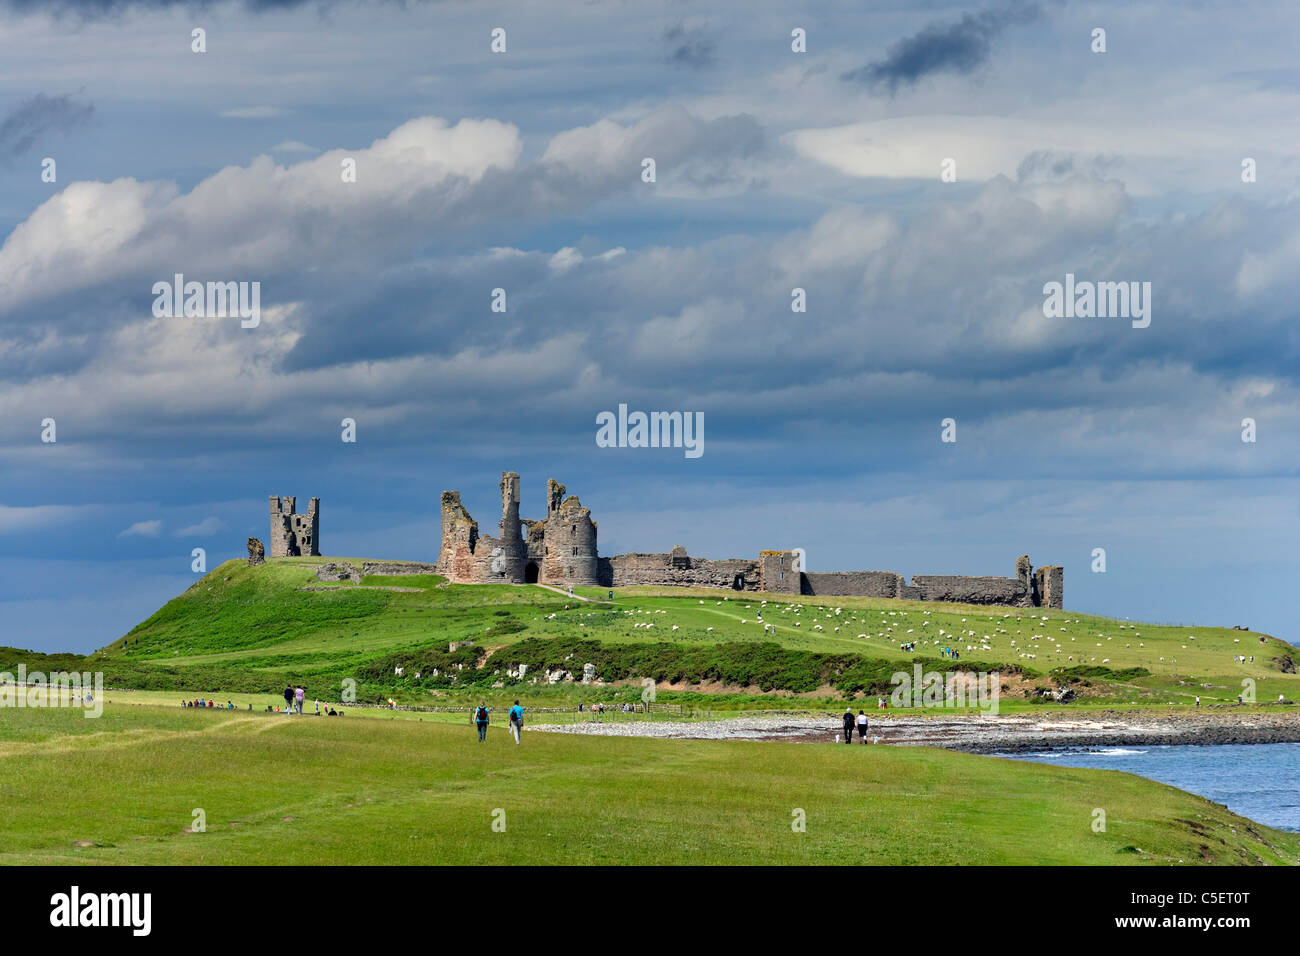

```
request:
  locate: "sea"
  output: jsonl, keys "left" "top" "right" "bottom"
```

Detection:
{"left": 1001, "top": 742, "right": 1300, "bottom": 831}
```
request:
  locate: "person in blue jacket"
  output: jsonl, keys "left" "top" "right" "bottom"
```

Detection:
{"left": 508, "top": 699, "right": 525, "bottom": 745}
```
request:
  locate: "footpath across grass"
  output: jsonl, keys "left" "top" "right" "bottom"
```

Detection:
{"left": 1, "top": 703, "right": 1296, "bottom": 866}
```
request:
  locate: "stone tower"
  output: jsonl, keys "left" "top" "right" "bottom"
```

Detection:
{"left": 268, "top": 495, "right": 320, "bottom": 557}
{"left": 758, "top": 550, "right": 802, "bottom": 594}
{"left": 540, "top": 478, "right": 600, "bottom": 586}
{"left": 495, "top": 471, "right": 528, "bottom": 582}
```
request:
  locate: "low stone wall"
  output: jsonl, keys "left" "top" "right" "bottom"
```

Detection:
{"left": 359, "top": 561, "right": 440, "bottom": 576}
{"left": 315, "top": 562, "right": 360, "bottom": 583}
{"left": 801, "top": 571, "right": 903, "bottom": 598}
{"left": 315, "top": 560, "right": 439, "bottom": 583}
{"left": 602, "top": 554, "right": 761, "bottom": 590}
{"left": 908, "top": 575, "right": 1030, "bottom": 606}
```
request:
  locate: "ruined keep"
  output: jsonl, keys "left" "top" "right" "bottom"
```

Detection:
{"left": 436, "top": 472, "right": 1063, "bottom": 608}
{"left": 247, "top": 537, "right": 265, "bottom": 566}
{"left": 268, "top": 495, "right": 320, "bottom": 557}
{"left": 437, "top": 473, "right": 600, "bottom": 586}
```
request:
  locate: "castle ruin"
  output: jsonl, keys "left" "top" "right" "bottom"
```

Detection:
{"left": 436, "top": 474, "right": 600, "bottom": 586}
{"left": 268, "top": 495, "right": 320, "bottom": 557}
{"left": 435, "top": 472, "right": 1063, "bottom": 608}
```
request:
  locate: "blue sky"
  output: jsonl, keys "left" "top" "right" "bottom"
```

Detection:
{"left": 1, "top": 0, "right": 1298, "bottom": 652}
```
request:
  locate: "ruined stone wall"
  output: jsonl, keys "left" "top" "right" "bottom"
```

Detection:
{"left": 523, "top": 520, "right": 546, "bottom": 563}
{"left": 1035, "top": 566, "right": 1064, "bottom": 609}
{"left": 435, "top": 490, "right": 483, "bottom": 580}
{"left": 801, "top": 571, "right": 904, "bottom": 598}
{"left": 361, "top": 560, "right": 439, "bottom": 576}
{"left": 602, "top": 552, "right": 761, "bottom": 590}
{"left": 908, "top": 575, "right": 1030, "bottom": 606}
{"left": 432, "top": 476, "right": 532, "bottom": 584}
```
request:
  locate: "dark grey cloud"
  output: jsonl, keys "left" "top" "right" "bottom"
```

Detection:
{"left": 0, "top": 0, "right": 325, "bottom": 13}
{"left": 0, "top": 0, "right": 444, "bottom": 19}
{"left": 842, "top": 2, "right": 1040, "bottom": 94}
{"left": 1016, "top": 151, "right": 1123, "bottom": 182}
{"left": 662, "top": 21, "right": 715, "bottom": 70}
{"left": 0, "top": 92, "right": 93, "bottom": 158}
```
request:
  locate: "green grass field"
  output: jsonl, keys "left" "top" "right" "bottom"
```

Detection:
{"left": 4, "top": 556, "right": 1299, "bottom": 866}
{"left": 2, "top": 703, "right": 1296, "bottom": 865}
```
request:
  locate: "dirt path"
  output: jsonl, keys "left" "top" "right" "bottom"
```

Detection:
{"left": 533, "top": 584, "right": 593, "bottom": 601}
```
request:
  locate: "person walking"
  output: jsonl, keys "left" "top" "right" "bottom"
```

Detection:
{"left": 283, "top": 685, "right": 294, "bottom": 714}
{"left": 856, "top": 709, "right": 869, "bottom": 743}
{"left": 294, "top": 686, "right": 305, "bottom": 715}
{"left": 841, "top": 706, "right": 855, "bottom": 744}
{"left": 472, "top": 700, "right": 490, "bottom": 742}
{"left": 508, "top": 699, "right": 524, "bottom": 745}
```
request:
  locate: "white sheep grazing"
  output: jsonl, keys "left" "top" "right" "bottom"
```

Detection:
{"left": 707, "top": 627, "right": 714, "bottom": 632}
{"left": 672, "top": 625, "right": 679, "bottom": 631}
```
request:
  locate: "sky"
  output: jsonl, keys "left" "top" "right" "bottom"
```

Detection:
{"left": 1, "top": 0, "right": 1298, "bottom": 653}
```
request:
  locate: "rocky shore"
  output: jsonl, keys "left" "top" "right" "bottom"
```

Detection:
{"left": 527, "top": 707, "right": 1300, "bottom": 753}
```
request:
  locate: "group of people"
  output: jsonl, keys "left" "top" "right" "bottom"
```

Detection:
{"left": 1233, "top": 655, "right": 1254, "bottom": 664}
{"left": 182, "top": 690, "right": 341, "bottom": 715}
{"left": 900, "top": 641, "right": 918, "bottom": 652}
{"left": 472, "top": 699, "right": 525, "bottom": 744}
{"left": 939, "top": 646, "right": 960, "bottom": 659}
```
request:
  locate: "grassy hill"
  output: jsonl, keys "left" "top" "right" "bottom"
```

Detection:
{"left": 2, "top": 703, "right": 1296, "bottom": 865}
{"left": 4, "top": 555, "right": 1294, "bottom": 714}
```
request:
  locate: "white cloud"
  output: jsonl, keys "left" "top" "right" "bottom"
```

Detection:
{"left": 175, "top": 516, "right": 223, "bottom": 537}
{"left": 269, "top": 140, "right": 319, "bottom": 154}
{"left": 118, "top": 520, "right": 162, "bottom": 538}
{"left": 0, "top": 115, "right": 524, "bottom": 314}
{"left": 0, "top": 504, "right": 93, "bottom": 534}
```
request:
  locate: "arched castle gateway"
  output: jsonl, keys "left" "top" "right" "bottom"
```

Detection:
{"left": 433, "top": 471, "right": 1063, "bottom": 608}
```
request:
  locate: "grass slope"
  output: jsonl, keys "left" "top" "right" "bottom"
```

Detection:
{"left": 2, "top": 704, "right": 1296, "bottom": 866}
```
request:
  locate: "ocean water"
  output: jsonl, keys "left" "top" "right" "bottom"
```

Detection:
{"left": 1001, "top": 742, "right": 1300, "bottom": 832}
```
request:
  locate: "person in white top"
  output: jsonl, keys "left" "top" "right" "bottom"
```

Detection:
{"left": 855, "top": 710, "right": 869, "bottom": 743}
